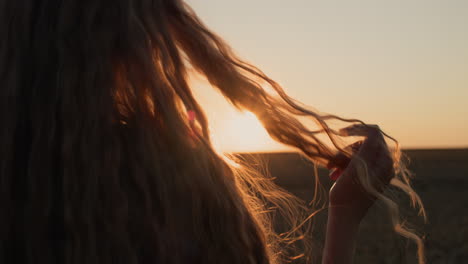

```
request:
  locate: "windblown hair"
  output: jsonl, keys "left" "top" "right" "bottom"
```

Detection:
{"left": 0, "top": 0, "right": 425, "bottom": 263}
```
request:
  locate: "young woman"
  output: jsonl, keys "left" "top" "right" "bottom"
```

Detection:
{"left": 0, "top": 0, "right": 425, "bottom": 263}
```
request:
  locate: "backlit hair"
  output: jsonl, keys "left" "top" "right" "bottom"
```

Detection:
{"left": 0, "top": 0, "right": 425, "bottom": 263}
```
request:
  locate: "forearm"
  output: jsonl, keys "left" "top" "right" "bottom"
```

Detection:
{"left": 322, "top": 205, "right": 362, "bottom": 264}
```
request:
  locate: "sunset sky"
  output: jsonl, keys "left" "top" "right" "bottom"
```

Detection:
{"left": 186, "top": 0, "right": 468, "bottom": 152}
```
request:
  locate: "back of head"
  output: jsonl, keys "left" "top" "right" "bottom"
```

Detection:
{"left": 0, "top": 1, "right": 425, "bottom": 264}
{"left": 0, "top": 1, "right": 274, "bottom": 263}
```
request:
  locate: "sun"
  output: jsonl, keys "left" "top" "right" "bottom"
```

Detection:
{"left": 188, "top": 80, "right": 289, "bottom": 153}
{"left": 211, "top": 111, "right": 287, "bottom": 153}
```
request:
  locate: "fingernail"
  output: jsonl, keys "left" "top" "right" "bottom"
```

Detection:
{"left": 339, "top": 128, "right": 349, "bottom": 136}
{"left": 188, "top": 110, "right": 196, "bottom": 121}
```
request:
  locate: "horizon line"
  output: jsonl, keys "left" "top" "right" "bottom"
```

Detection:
{"left": 224, "top": 146, "right": 468, "bottom": 155}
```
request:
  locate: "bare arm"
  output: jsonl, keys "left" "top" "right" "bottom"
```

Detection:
{"left": 322, "top": 206, "right": 361, "bottom": 264}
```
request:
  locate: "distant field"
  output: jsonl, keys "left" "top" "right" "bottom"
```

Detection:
{"left": 239, "top": 149, "right": 468, "bottom": 264}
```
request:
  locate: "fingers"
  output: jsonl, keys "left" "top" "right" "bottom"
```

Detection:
{"left": 345, "top": 140, "right": 364, "bottom": 153}
{"left": 340, "top": 123, "right": 392, "bottom": 169}
{"left": 327, "top": 141, "right": 362, "bottom": 181}
{"left": 329, "top": 124, "right": 391, "bottom": 180}
{"left": 330, "top": 124, "right": 395, "bottom": 196}
{"left": 347, "top": 125, "right": 394, "bottom": 184}
{"left": 339, "top": 124, "right": 380, "bottom": 138}
{"left": 327, "top": 140, "right": 363, "bottom": 170}
{"left": 341, "top": 124, "right": 386, "bottom": 154}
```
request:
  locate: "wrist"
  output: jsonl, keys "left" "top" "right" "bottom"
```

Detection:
{"left": 328, "top": 203, "right": 366, "bottom": 225}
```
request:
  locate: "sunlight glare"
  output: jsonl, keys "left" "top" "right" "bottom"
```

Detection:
{"left": 211, "top": 111, "right": 287, "bottom": 153}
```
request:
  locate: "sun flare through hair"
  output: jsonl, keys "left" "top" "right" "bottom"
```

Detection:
{"left": 0, "top": 0, "right": 425, "bottom": 263}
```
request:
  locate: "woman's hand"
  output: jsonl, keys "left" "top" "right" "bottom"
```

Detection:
{"left": 328, "top": 124, "right": 395, "bottom": 220}
{"left": 322, "top": 124, "right": 395, "bottom": 264}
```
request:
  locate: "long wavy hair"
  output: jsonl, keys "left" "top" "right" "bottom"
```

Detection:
{"left": 0, "top": 0, "right": 425, "bottom": 263}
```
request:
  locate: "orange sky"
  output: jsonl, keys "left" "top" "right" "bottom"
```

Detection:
{"left": 187, "top": 0, "right": 468, "bottom": 152}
